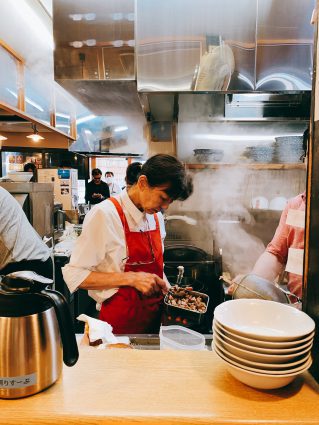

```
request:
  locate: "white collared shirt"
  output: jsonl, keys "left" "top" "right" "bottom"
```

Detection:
{"left": 62, "top": 189, "right": 166, "bottom": 304}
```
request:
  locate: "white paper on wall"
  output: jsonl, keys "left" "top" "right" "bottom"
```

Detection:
{"left": 286, "top": 209, "right": 305, "bottom": 228}
{"left": 285, "top": 248, "right": 304, "bottom": 276}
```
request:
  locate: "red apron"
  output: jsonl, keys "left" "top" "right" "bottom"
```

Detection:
{"left": 99, "top": 198, "right": 164, "bottom": 334}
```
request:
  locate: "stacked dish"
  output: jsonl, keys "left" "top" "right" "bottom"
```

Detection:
{"left": 213, "top": 299, "right": 315, "bottom": 389}
{"left": 274, "top": 135, "right": 304, "bottom": 163}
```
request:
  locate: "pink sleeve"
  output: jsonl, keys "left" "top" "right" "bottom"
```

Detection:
{"left": 266, "top": 203, "right": 291, "bottom": 265}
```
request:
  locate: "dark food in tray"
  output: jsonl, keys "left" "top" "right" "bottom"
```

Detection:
{"left": 165, "top": 285, "right": 208, "bottom": 313}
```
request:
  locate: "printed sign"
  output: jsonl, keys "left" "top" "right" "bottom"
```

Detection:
{"left": 0, "top": 373, "right": 36, "bottom": 389}
{"left": 285, "top": 248, "right": 304, "bottom": 276}
{"left": 286, "top": 209, "right": 305, "bottom": 228}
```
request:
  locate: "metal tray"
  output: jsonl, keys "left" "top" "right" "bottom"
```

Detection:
{"left": 163, "top": 288, "right": 209, "bottom": 327}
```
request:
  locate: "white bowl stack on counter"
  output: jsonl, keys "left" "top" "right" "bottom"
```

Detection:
{"left": 213, "top": 299, "right": 315, "bottom": 390}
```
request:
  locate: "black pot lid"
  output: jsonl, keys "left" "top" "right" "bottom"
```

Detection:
{"left": 164, "top": 244, "right": 208, "bottom": 262}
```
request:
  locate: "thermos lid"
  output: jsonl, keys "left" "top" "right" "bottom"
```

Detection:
{"left": 0, "top": 275, "right": 52, "bottom": 317}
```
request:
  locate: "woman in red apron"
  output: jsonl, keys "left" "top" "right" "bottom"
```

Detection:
{"left": 64, "top": 154, "right": 193, "bottom": 334}
{"left": 99, "top": 198, "right": 164, "bottom": 333}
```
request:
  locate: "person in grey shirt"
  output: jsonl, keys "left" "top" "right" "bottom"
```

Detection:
{"left": 0, "top": 186, "right": 53, "bottom": 278}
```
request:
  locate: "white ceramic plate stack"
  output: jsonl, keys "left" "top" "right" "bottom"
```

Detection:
{"left": 213, "top": 299, "right": 315, "bottom": 389}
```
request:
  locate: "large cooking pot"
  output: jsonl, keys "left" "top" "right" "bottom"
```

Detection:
{"left": 164, "top": 244, "right": 209, "bottom": 262}
{"left": 232, "top": 274, "right": 301, "bottom": 304}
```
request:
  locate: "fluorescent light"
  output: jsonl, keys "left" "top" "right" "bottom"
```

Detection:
{"left": 6, "top": 89, "right": 44, "bottom": 112}
{"left": 193, "top": 133, "right": 303, "bottom": 142}
{"left": 56, "top": 112, "right": 70, "bottom": 119}
{"left": 113, "top": 126, "right": 128, "bottom": 132}
{"left": 76, "top": 114, "right": 96, "bottom": 124}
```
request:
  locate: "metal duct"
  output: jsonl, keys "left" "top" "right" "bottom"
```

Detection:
{"left": 53, "top": 0, "right": 314, "bottom": 126}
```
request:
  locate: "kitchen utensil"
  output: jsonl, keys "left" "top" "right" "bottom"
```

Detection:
{"left": 251, "top": 196, "right": 269, "bottom": 209}
{"left": 0, "top": 271, "right": 79, "bottom": 399}
{"left": 213, "top": 330, "right": 313, "bottom": 364}
{"left": 231, "top": 274, "right": 291, "bottom": 304}
{"left": 214, "top": 345, "right": 312, "bottom": 389}
{"left": 163, "top": 287, "right": 209, "bottom": 328}
{"left": 164, "top": 244, "right": 209, "bottom": 262}
{"left": 213, "top": 334, "right": 311, "bottom": 370}
{"left": 213, "top": 321, "right": 314, "bottom": 355}
{"left": 214, "top": 319, "right": 315, "bottom": 349}
{"left": 214, "top": 299, "right": 315, "bottom": 341}
{"left": 269, "top": 196, "right": 287, "bottom": 210}
{"left": 176, "top": 265, "right": 184, "bottom": 286}
{"left": 160, "top": 325, "right": 205, "bottom": 350}
{"left": 193, "top": 148, "right": 224, "bottom": 162}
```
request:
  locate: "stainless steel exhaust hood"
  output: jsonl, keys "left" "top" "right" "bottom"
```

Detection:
{"left": 53, "top": 0, "right": 315, "bottom": 127}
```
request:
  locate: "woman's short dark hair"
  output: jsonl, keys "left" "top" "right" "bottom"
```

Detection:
{"left": 24, "top": 162, "right": 36, "bottom": 172}
{"left": 140, "top": 154, "right": 193, "bottom": 201}
{"left": 92, "top": 168, "right": 102, "bottom": 176}
{"left": 105, "top": 171, "right": 114, "bottom": 176}
{"left": 125, "top": 162, "right": 142, "bottom": 186}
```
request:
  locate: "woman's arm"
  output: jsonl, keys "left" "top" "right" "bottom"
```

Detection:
{"left": 251, "top": 251, "right": 285, "bottom": 282}
{"left": 80, "top": 270, "right": 169, "bottom": 296}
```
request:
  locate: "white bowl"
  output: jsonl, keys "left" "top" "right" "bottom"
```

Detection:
{"left": 214, "top": 319, "right": 315, "bottom": 348}
{"left": 214, "top": 299, "right": 315, "bottom": 341}
{"left": 214, "top": 328, "right": 313, "bottom": 363}
{"left": 251, "top": 196, "right": 269, "bottom": 209}
{"left": 269, "top": 196, "right": 287, "bottom": 211}
{"left": 213, "top": 321, "right": 314, "bottom": 354}
{"left": 213, "top": 341, "right": 312, "bottom": 376}
{"left": 213, "top": 332, "right": 312, "bottom": 365}
{"left": 216, "top": 352, "right": 310, "bottom": 390}
{"left": 7, "top": 172, "right": 33, "bottom": 182}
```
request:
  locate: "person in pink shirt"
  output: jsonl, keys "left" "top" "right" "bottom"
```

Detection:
{"left": 251, "top": 192, "right": 305, "bottom": 299}
{"left": 230, "top": 128, "right": 308, "bottom": 301}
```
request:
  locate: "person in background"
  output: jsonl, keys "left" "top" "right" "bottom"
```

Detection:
{"left": 105, "top": 171, "right": 122, "bottom": 196}
{"left": 124, "top": 162, "right": 142, "bottom": 190}
{"left": 0, "top": 186, "right": 53, "bottom": 278}
{"left": 23, "top": 162, "right": 37, "bottom": 182}
{"left": 85, "top": 168, "right": 110, "bottom": 205}
{"left": 230, "top": 128, "right": 309, "bottom": 301}
{"left": 63, "top": 154, "right": 193, "bottom": 334}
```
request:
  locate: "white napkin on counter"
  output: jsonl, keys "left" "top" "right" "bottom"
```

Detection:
{"left": 77, "top": 314, "right": 119, "bottom": 345}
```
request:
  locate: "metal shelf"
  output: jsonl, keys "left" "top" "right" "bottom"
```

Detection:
{"left": 185, "top": 163, "right": 306, "bottom": 170}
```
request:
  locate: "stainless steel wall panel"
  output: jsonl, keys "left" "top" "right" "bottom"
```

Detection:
{"left": 256, "top": 0, "right": 315, "bottom": 91}
{"left": 136, "top": 0, "right": 257, "bottom": 91}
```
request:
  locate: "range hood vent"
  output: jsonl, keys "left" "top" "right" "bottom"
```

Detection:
{"left": 53, "top": 0, "right": 314, "bottom": 127}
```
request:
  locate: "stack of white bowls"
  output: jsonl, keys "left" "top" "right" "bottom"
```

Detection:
{"left": 213, "top": 299, "right": 315, "bottom": 389}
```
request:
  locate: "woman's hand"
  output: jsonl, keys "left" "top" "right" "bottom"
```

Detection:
{"left": 125, "top": 272, "right": 170, "bottom": 296}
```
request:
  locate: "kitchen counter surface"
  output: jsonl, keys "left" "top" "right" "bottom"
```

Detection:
{"left": 1, "top": 348, "right": 319, "bottom": 425}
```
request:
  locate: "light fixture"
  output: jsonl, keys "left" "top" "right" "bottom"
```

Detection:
{"left": 0, "top": 134, "right": 8, "bottom": 141}
{"left": 26, "top": 124, "right": 44, "bottom": 142}
{"left": 112, "top": 40, "right": 124, "bottom": 47}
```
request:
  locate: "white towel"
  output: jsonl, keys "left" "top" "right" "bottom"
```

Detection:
{"left": 77, "top": 314, "right": 119, "bottom": 345}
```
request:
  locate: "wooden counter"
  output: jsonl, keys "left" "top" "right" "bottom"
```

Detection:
{"left": 1, "top": 348, "right": 319, "bottom": 425}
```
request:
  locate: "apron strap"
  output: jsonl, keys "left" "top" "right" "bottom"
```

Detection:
{"left": 108, "top": 197, "right": 130, "bottom": 233}
{"left": 108, "top": 197, "right": 160, "bottom": 232}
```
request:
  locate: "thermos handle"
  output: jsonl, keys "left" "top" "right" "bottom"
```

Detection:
{"left": 40, "top": 288, "right": 79, "bottom": 366}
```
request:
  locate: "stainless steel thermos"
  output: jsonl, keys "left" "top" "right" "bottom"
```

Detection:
{"left": 0, "top": 272, "right": 79, "bottom": 398}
